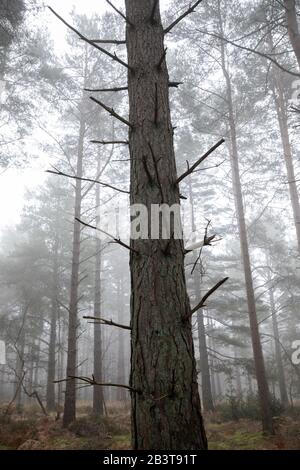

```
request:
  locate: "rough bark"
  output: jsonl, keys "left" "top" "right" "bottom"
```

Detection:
{"left": 125, "top": 0, "right": 207, "bottom": 450}
{"left": 218, "top": 2, "right": 274, "bottom": 434}
{"left": 284, "top": 0, "right": 300, "bottom": 69}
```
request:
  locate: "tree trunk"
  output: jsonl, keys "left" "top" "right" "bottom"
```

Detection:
{"left": 92, "top": 181, "right": 104, "bottom": 416}
{"left": 284, "top": 0, "right": 300, "bottom": 68}
{"left": 218, "top": 1, "right": 274, "bottom": 434}
{"left": 125, "top": 0, "right": 207, "bottom": 450}
{"left": 116, "top": 275, "right": 127, "bottom": 403}
{"left": 46, "top": 236, "right": 59, "bottom": 411}
{"left": 14, "top": 304, "right": 28, "bottom": 413}
{"left": 235, "top": 348, "right": 242, "bottom": 397}
{"left": 268, "top": 281, "right": 289, "bottom": 406}
{"left": 188, "top": 176, "right": 214, "bottom": 412}
{"left": 62, "top": 116, "right": 85, "bottom": 427}
{"left": 272, "top": 70, "right": 300, "bottom": 255}
{"left": 197, "top": 307, "right": 215, "bottom": 412}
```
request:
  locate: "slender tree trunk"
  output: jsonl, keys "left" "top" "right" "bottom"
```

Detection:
{"left": 93, "top": 181, "right": 104, "bottom": 416}
{"left": 62, "top": 116, "right": 85, "bottom": 427}
{"left": 235, "top": 348, "right": 242, "bottom": 397}
{"left": 188, "top": 176, "right": 214, "bottom": 412}
{"left": 215, "top": 368, "right": 222, "bottom": 398}
{"left": 267, "top": 279, "right": 289, "bottom": 406}
{"left": 46, "top": 236, "right": 59, "bottom": 411}
{"left": 14, "top": 304, "right": 28, "bottom": 413}
{"left": 284, "top": 0, "right": 300, "bottom": 68}
{"left": 125, "top": 0, "right": 207, "bottom": 449}
{"left": 272, "top": 70, "right": 300, "bottom": 254}
{"left": 218, "top": 1, "right": 274, "bottom": 434}
{"left": 197, "top": 307, "right": 215, "bottom": 412}
{"left": 207, "top": 319, "right": 217, "bottom": 401}
{"left": 57, "top": 310, "right": 64, "bottom": 411}
{"left": 33, "top": 339, "right": 41, "bottom": 391}
{"left": 117, "top": 275, "right": 127, "bottom": 403}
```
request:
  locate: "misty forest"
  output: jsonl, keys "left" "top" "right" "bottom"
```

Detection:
{"left": 1, "top": 0, "right": 300, "bottom": 452}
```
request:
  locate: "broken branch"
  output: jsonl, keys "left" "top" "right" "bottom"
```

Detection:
{"left": 157, "top": 47, "right": 167, "bottom": 70}
{"left": 150, "top": 0, "right": 159, "bottom": 24}
{"left": 83, "top": 316, "right": 131, "bottom": 330}
{"left": 84, "top": 86, "right": 128, "bottom": 92}
{"left": 90, "top": 140, "right": 129, "bottom": 145}
{"left": 169, "top": 81, "right": 183, "bottom": 88}
{"left": 54, "top": 375, "right": 138, "bottom": 393}
{"left": 106, "top": 0, "right": 134, "bottom": 27}
{"left": 90, "top": 96, "right": 133, "bottom": 128}
{"left": 86, "top": 39, "right": 126, "bottom": 45}
{"left": 191, "top": 277, "right": 229, "bottom": 314}
{"left": 46, "top": 169, "right": 129, "bottom": 194}
{"left": 175, "top": 138, "right": 225, "bottom": 184}
{"left": 48, "top": 7, "right": 131, "bottom": 70}
{"left": 164, "top": 0, "right": 203, "bottom": 34}
{"left": 75, "top": 217, "right": 139, "bottom": 255}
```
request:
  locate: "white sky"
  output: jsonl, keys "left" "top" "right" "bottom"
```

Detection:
{"left": 0, "top": 1, "right": 171, "bottom": 231}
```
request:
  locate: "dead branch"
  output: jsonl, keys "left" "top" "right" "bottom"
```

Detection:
{"left": 194, "top": 158, "right": 226, "bottom": 173}
{"left": 164, "top": 0, "right": 203, "bottom": 34}
{"left": 169, "top": 81, "right": 183, "bottom": 88}
{"left": 175, "top": 138, "right": 225, "bottom": 184}
{"left": 75, "top": 217, "right": 139, "bottom": 255}
{"left": 191, "top": 277, "right": 229, "bottom": 315}
{"left": 143, "top": 155, "right": 154, "bottom": 185}
{"left": 46, "top": 168, "right": 129, "bottom": 194}
{"left": 83, "top": 316, "right": 131, "bottom": 330}
{"left": 4, "top": 371, "right": 26, "bottom": 417}
{"left": 86, "top": 39, "right": 126, "bottom": 45}
{"left": 157, "top": 47, "right": 167, "bottom": 70}
{"left": 48, "top": 7, "right": 131, "bottom": 70}
{"left": 150, "top": 0, "right": 159, "bottom": 24}
{"left": 90, "top": 96, "right": 133, "bottom": 128}
{"left": 106, "top": 0, "right": 134, "bottom": 27}
{"left": 148, "top": 142, "right": 164, "bottom": 202}
{"left": 185, "top": 220, "right": 217, "bottom": 254}
{"left": 91, "top": 140, "right": 129, "bottom": 145}
{"left": 21, "top": 386, "right": 48, "bottom": 416}
{"left": 54, "top": 375, "right": 138, "bottom": 393}
{"left": 189, "top": 220, "right": 215, "bottom": 274}
{"left": 84, "top": 86, "right": 128, "bottom": 92}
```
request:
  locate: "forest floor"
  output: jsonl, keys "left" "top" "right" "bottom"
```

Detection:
{"left": 1, "top": 403, "right": 300, "bottom": 450}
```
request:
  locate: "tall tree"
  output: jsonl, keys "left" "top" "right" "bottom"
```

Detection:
{"left": 92, "top": 173, "right": 104, "bottom": 416}
{"left": 216, "top": 0, "right": 274, "bottom": 433}
{"left": 284, "top": 0, "right": 300, "bottom": 68}
{"left": 125, "top": 0, "right": 207, "bottom": 449}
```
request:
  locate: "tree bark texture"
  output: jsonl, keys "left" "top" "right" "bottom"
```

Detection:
{"left": 125, "top": 0, "right": 207, "bottom": 450}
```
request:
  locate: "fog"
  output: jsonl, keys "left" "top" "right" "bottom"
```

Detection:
{"left": 1, "top": 0, "right": 300, "bottom": 452}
